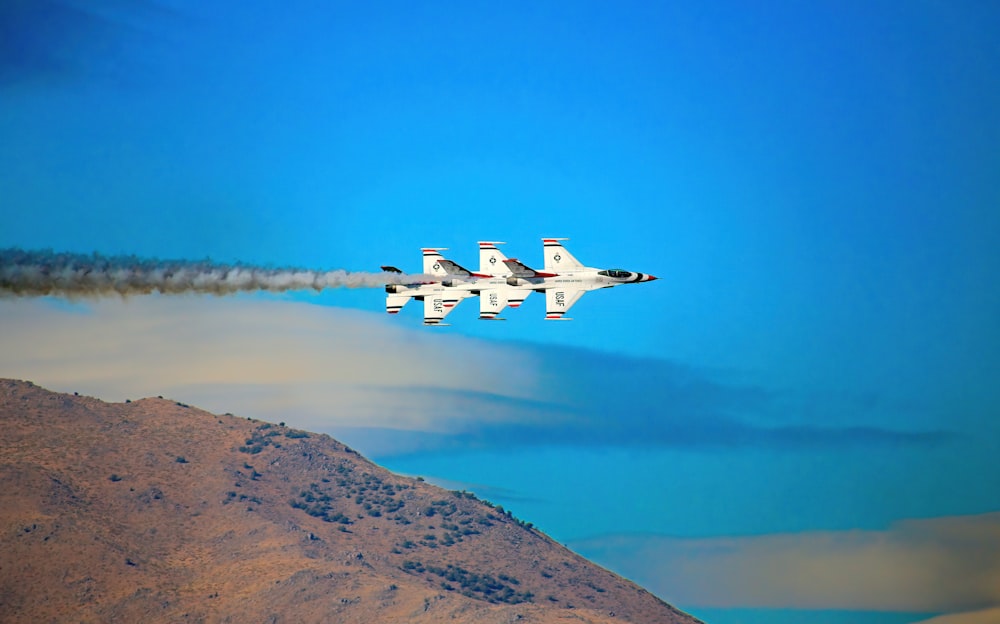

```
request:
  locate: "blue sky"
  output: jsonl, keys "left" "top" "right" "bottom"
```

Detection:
{"left": 2, "top": 2, "right": 999, "bottom": 623}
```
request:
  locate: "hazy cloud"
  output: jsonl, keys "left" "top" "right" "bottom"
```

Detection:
{"left": 912, "top": 606, "right": 1000, "bottom": 624}
{"left": 336, "top": 344, "right": 951, "bottom": 455}
{"left": 571, "top": 512, "right": 1000, "bottom": 614}
{"left": 0, "top": 296, "right": 537, "bottom": 433}
{"left": 0, "top": 296, "right": 948, "bottom": 456}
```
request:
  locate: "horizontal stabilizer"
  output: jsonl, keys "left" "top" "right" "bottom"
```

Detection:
{"left": 386, "top": 293, "right": 411, "bottom": 314}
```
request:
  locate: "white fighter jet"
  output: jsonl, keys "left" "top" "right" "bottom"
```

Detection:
{"left": 501, "top": 238, "right": 657, "bottom": 320}
{"left": 464, "top": 241, "right": 531, "bottom": 320}
{"left": 384, "top": 239, "right": 657, "bottom": 323}
{"left": 382, "top": 248, "right": 480, "bottom": 326}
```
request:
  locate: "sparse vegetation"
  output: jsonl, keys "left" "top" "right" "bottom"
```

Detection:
{"left": 400, "top": 561, "right": 533, "bottom": 604}
{"left": 224, "top": 491, "right": 261, "bottom": 506}
{"left": 239, "top": 425, "right": 280, "bottom": 454}
{"left": 289, "top": 483, "right": 353, "bottom": 524}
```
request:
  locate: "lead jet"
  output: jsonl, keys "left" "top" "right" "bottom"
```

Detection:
{"left": 382, "top": 248, "right": 478, "bottom": 325}
{"left": 502, "top": 238, "right": 657, "bottom": 320}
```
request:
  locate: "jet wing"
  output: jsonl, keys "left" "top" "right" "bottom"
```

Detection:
{"left": 478, "top": 288, "right": 508, "bottom": 320}
{"left": 438, "top": 259, "right": 490, "bottom": 279}
{"left": 423, "top": 293, "right": 465, "bottom": 326}
{"left": 502, "top": 258, "right": 558, "bottom": 279}
{"left": 545, "top": 288, "right": 586, "bottom": 320}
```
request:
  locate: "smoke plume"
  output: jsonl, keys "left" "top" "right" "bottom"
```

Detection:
{"left": 1, "top": 249, "right": 427, "bottom": 297}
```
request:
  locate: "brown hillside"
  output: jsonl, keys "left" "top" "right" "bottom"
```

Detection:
{"left": 0, "top": 379, "right": 703, "bottom": 624}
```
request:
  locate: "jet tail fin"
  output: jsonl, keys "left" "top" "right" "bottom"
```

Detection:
{"left": 422, "top": 248, "right": 449, "bottom": 276}
{"left": 542, "top": 238, "right": 584, "bottom": 270}
{"left": 479, "top": 241, "right": 509, "bottom": 276}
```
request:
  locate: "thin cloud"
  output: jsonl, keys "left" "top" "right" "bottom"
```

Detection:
{"left": 0, "top": 296, "right": 538, "bottom": 431}
{"left": 571, "top": 512, "right": 1000, "bottom": 614}
{"left": 912, "top": 606, "right": 1000, "bottom": 624}
{"left": 334, "top": 351, "right": 951, "bottom": 454}
{"left": 0, "top": 296, "right": 950, "bottom": 456}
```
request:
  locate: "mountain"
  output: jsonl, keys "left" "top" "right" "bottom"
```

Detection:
{"left": 0, "top": 379, "right": 703, "bottom": 623}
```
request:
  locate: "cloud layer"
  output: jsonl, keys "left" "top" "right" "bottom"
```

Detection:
{"left": 0, "top": 296, "right": 536, "bottom": 431}
{"left": 0, "top": 296, "right": 948, "bottom": 457}
{"left": 571, "top": 512, "right": 1000, "bottom": 614}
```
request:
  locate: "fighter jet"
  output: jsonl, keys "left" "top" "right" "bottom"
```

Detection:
{"left": 382, "top": 248, "right": 478, "bottom": 325}
{"left": 471, "top": 241, "right": 531, "bottom": 320}
{"left": 502, "top": 238, "right": 657, "bottom": 320}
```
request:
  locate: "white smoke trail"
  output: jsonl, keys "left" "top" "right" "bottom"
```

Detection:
{"left": 0, "top": 249, "right": 431, "bottom": 298}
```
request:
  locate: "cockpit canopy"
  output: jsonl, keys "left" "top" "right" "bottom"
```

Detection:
{"left": 598, "top": 269, "right": 632, "bottom": 279}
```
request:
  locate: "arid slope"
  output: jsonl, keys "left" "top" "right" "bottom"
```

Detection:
{"left": 0, "top": 379, "right": 702, "bottom": 623}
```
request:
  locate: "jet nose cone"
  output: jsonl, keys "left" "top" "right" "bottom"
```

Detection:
{"left": 645, "top": 274, "right": 658, "bottom": 281}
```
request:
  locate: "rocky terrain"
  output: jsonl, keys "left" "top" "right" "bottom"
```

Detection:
{"left": 0, "top": 379, "right": 702, "bottom": 623}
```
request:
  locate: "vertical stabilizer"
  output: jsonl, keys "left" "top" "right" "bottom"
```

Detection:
{"left": 542, "top": 238, "right": 583, "bottom": 271}
{"left": 478, "top": 241, "right": 510, "bottom": 276}
{"left": 422, "top": 248, "right": 449, "bottom": 277}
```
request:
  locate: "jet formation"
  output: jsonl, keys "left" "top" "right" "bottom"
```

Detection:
{"left": 382, "top": 239, "right": 657, "bottom": 325}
